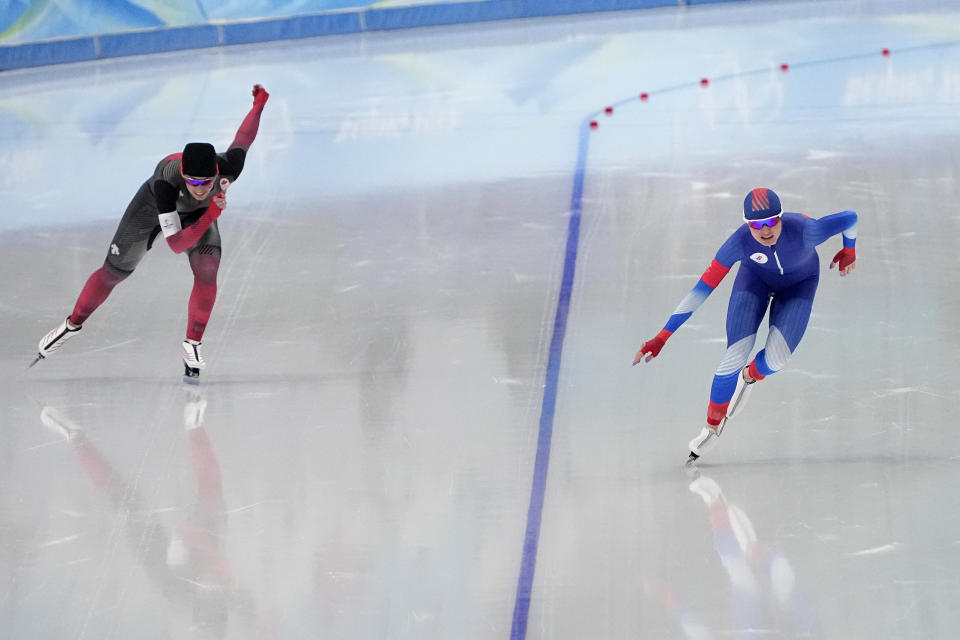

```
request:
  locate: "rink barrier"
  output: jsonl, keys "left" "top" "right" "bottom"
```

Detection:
{"left": 0, "top": 0, "right": 744, "bottom": 71}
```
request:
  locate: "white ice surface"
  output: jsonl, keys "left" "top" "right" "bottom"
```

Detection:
{"left": 3, "top": 1, "right": 960, "bottom": 638}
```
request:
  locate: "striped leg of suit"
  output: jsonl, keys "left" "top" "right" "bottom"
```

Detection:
{"left": 706, "top": 271, "right": 819, "bottom": 425}
{"left": 753, "top": 273, "right": 818, "bottom": 377}
{"left": 706, "top": 269, "right": 769, "bottom": 426}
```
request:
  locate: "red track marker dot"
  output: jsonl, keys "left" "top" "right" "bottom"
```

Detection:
{"left": 604, "top": 106, "right": 613, "bottom": 115}
{"left": 882, "top": 48, "right": 890, "bottom": 57}
{"left": 639, "top": 92, "right": 649, "bottom": 101}
{"left": 780, "top": 63, "right": 789, "bottom": 72}
{"left": 700, "top": 77, "right": 709, "bottom": 87}
{"left": 589, "top": 120, "right": 598, "bottom": 130}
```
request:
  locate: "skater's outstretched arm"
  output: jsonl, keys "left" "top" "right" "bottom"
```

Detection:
{"left": 204, "top": 84, "right": 269, "bottom": 184}
{"left": 634, "top": 233, "right": 741, "bottom": 365}
{"left": 230, "top": 85, "right": 269, "bottom": 151}
{"left": 803, "top": 210, "right": 858, "bottom": 276}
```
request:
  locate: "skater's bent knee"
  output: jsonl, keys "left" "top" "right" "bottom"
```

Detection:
{"left": 100, "top": 261, "right": 132, "bottom": 285}
{"left": 189, "top": 250, "right": 220, "bottom": 283}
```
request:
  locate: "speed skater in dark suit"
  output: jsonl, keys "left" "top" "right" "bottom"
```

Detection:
{"left": 633, "top": 188, "right": 858, "bottom": 460}
{"left": 35, "top": 84, "right": 270, "bottom": 379}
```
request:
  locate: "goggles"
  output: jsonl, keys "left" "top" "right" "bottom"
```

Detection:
{"left": 182, "top": 174, "right": 216, "bottom": 187}
{"left": 747, "top": 215, "right": 780, "bottom": 230}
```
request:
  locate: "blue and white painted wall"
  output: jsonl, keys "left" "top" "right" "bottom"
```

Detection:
{"left": 0, "top": 0, "right": 740, "bottom": 70}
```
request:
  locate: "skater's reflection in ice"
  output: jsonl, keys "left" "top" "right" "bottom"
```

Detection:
{"left": 643, "top": 576, "right": 714, "bottom": 640}
{"left": 646, "top": 471, "right": 822, "bottom": 638}
{"left": 38, "top": 392, "right": 273, "bottom": 639}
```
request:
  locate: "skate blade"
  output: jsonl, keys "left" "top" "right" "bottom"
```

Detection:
{"left": 717, "top": 416, "right": 728, "bottom": 436}
{"left": 183, "top": 364, "right": 201, "bottom": 385}
{"left": 726, "top": 378, "right": 753, "bottom": 418}
{"left": 28, "top": 354, "right": 44, "bottom": 369}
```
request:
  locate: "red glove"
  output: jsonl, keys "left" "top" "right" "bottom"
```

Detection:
{"left": 830, "top": 247, "right": 856, "bottom": 276}
{"left": 252, "top": 84, "right": 269, "bottom": 109}
{"left": 634, "top": 329, "right": 672, "bottom": 365}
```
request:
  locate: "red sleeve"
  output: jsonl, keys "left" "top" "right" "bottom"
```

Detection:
{"left": 166, "top": 202, "right": 222, "bottom": 254}
{"left": 230, "top": 103, "right": 264, "bottom": 151}
{"left": 701, "top": 259, "right": 731, "bottom": 288}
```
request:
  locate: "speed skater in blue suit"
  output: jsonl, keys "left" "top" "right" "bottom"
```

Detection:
{"left": 633, "top": 187, "right": 858, "bottom": 460}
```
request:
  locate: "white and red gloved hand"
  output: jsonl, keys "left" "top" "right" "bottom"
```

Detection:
{"left": 212, "top": 178, "right": 230, "bottom": 210}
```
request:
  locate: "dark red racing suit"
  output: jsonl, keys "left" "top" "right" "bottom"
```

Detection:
{"left": 67, "top": 86, "right": 268, "bottom": 342}
{"left": 106, "top": 148, "right": 246, "bottom": 272}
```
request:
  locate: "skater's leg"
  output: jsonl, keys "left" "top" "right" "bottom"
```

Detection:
{"left": 752, "top": 274, "right": 818, "bottom": 377}
{"left": 186, "top": 245, "right": 221, "bottom": 342}
{"left": 181, "top": 223, "right": 221, "bottom": 377}
{"left": 706, "top": 270, "right": 769, "bottom": 427}
{"left": 688, "top": 273, "right": 769, "bottom": 459}
{"left": 69, "top": 183, "right": 155, "bottom": 326}
{"left": 39, "top": 258, "right": 137, "bottom": 359}
{"left": 37, "top": 183, "right": 156, "bottom": 361}
{"left": 69, "top": 262, "right": 132, "bottom": 325}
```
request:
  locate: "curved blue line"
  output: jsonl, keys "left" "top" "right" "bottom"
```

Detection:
{"left": 510, "top": 116, "right": 591, "bottom": 640}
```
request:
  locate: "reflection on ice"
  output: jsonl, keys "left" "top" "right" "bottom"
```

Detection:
{"left": 36, "top": 391, "right": 273, "bottom": 639}
{"left": 646, "top": 468, "right": 822, "bottom": 638}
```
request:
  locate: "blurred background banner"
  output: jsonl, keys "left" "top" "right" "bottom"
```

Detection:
{"left": 0, "top": 0, "right": 204, "bottom": 43}
{"left": 0, "top": 0, "right": 685, "bottom": 69}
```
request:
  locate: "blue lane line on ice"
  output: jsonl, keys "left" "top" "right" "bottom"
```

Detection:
{"left": 510, "top": 115, "right": 593, "bottom": 640}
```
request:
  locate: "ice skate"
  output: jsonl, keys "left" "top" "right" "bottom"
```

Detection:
{"left": 181, "top": 339, "right": 205, "bottom": 383}
{"left": 687, "top": 422, "right": 724, "bottom": 462}
{"left": 725, "top": 366, "right": 755, "bottom": 418}
{"left": 33, "top": 317, "right": 82, "bottom": 365}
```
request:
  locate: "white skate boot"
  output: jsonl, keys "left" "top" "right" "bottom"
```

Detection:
{"left": 34, "top": 317, "right": 82, "bottom": 364}
{"left": 687, "top": 423, "right": 723, "bottom": 462}
{"left": 181, "top": 339, "right": 205, "bottom": 382}
{"left": 726, "top": 367, "right": 756, "bottom": 418}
